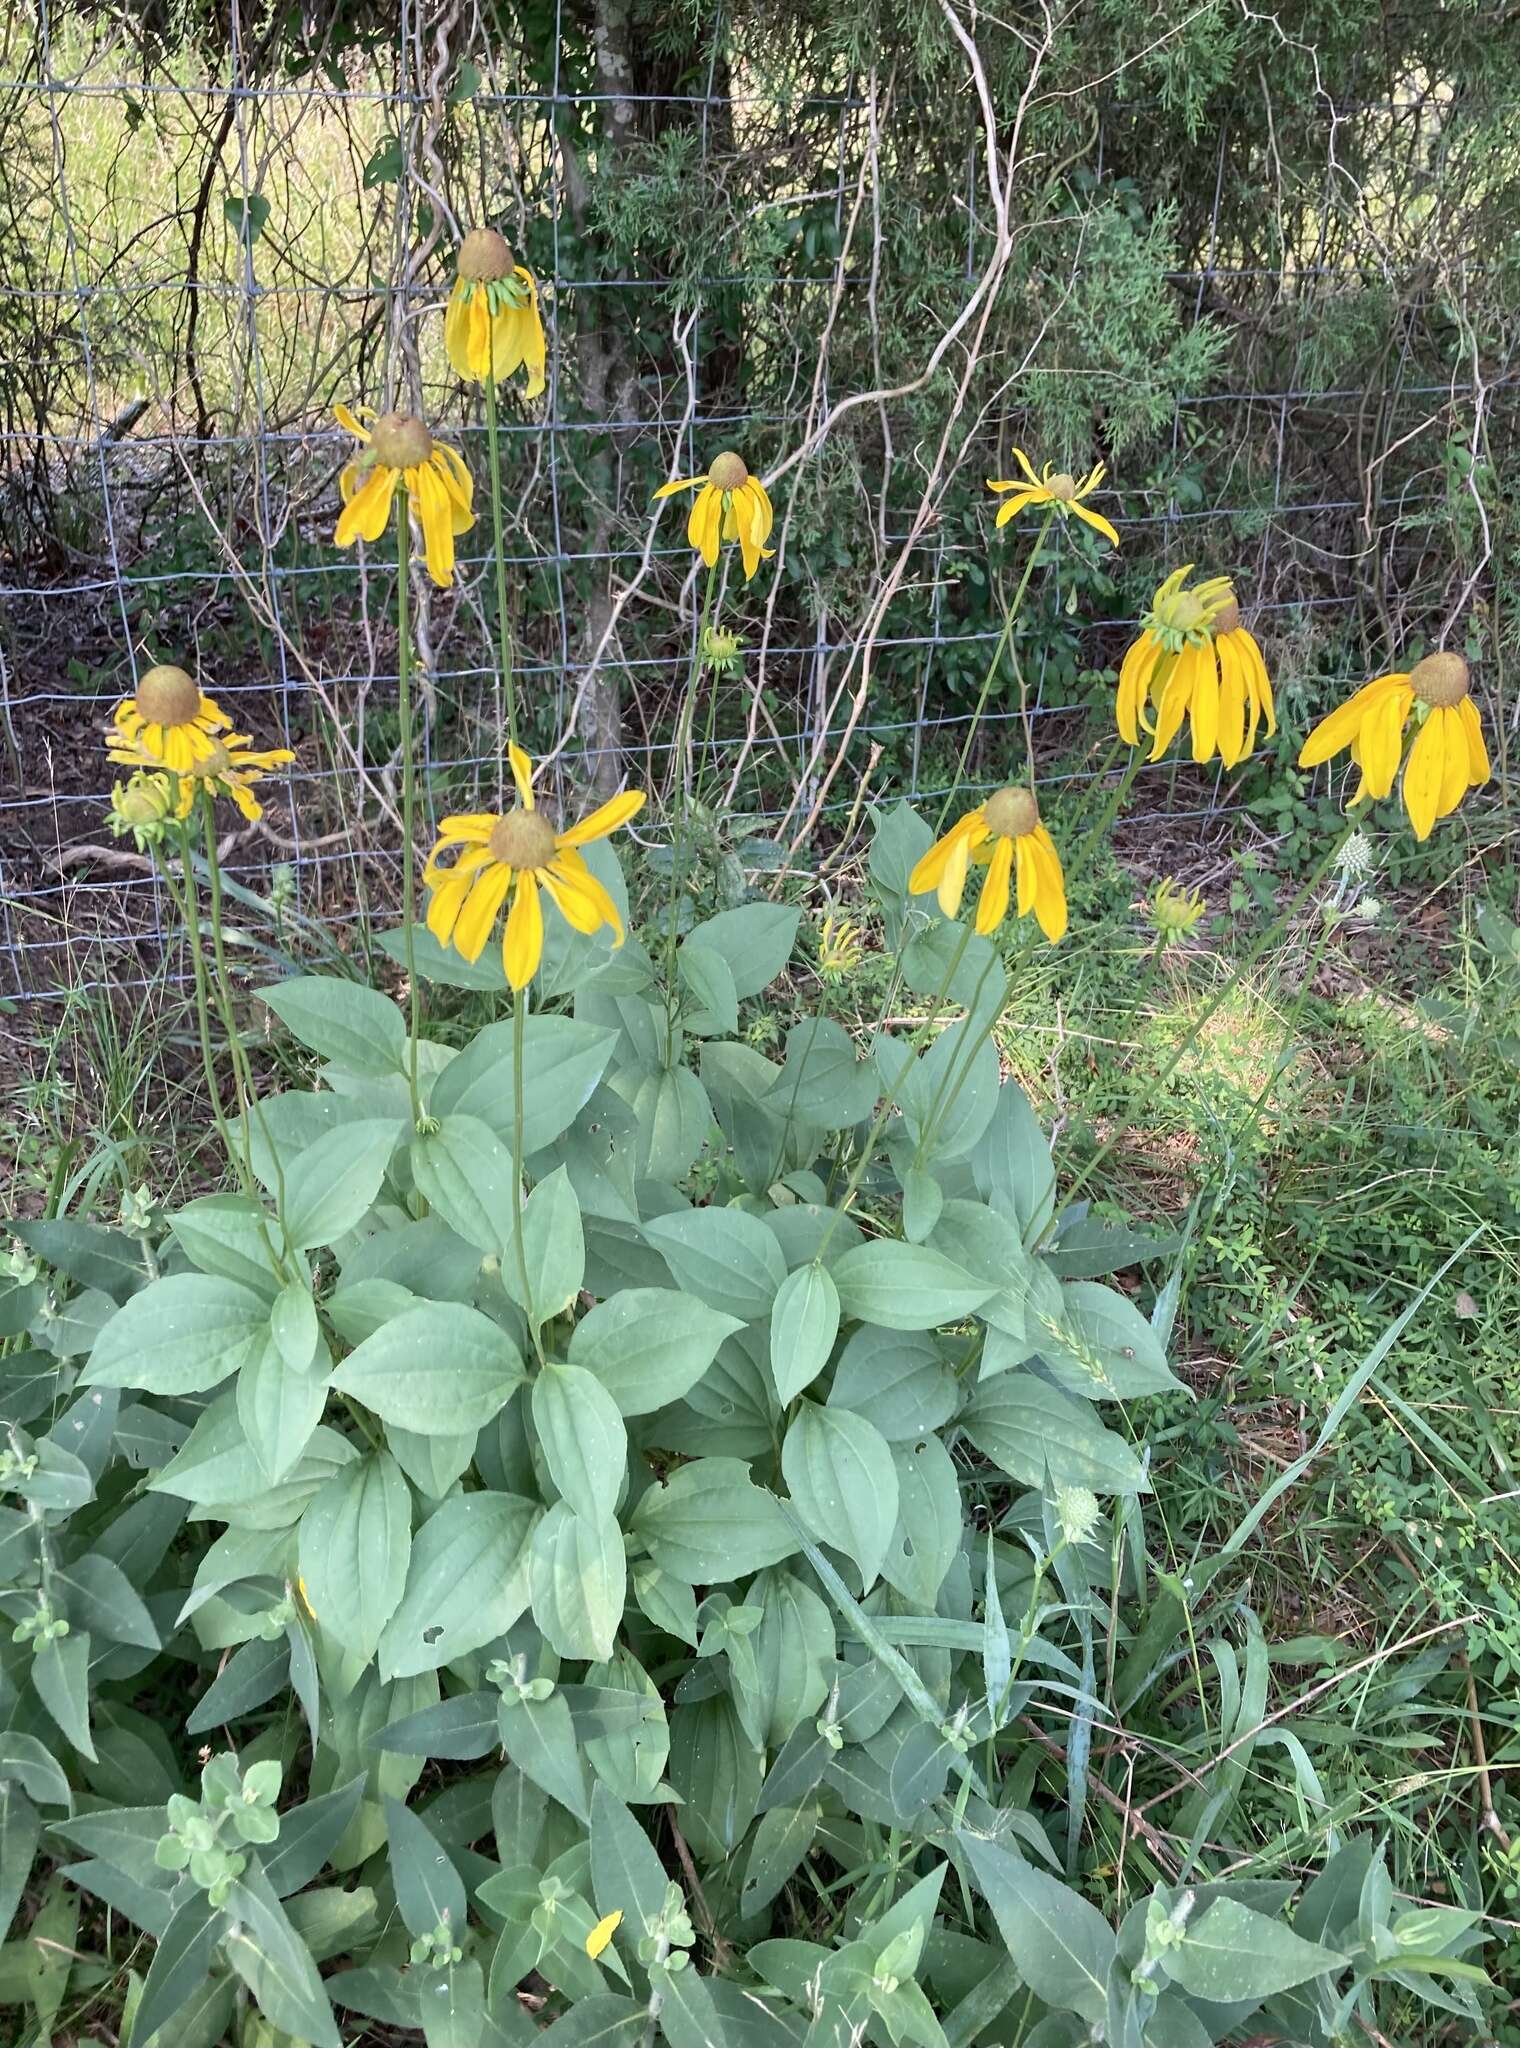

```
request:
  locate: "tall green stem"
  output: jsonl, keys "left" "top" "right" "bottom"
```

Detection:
{"left": 663, "top": 558, "right": 721, "bottom": 1050}
{"left": 934, "top": 505, "right": 1056, "bottom": 835}
{"left": 483, "top": 372, "right": 518, "bottom": 747}
{"left": 394, "top": 486, "right": 424, "bottom": 1127}
{"left": 512, "top": 985, "right": 545, "bottom": 1368}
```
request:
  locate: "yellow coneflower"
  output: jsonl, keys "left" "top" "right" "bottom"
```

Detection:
{"left": 425, "top": 743, "right": 645, "bottom": 990}
{"left": 1116, "top": 569, "right": 1276, "bottom": 769}
{"left": 585, "top": 1910, "right": 622, "bottom": 1959}
{"left": 909, "top": 785, "right": 1067, "bottom": 945}
{"left": 816, "top": 913, "right": 865, "bottom": 981}
{"left": 1298, "top": 651, "right": 1489, "bottom": 841}
{"left": 333, "top": 407, "right": 474, "bottom": 589}
{"left": 110, "top": 727, "right": 295, "bottom": 823}
{"left": 986, "top": 453, "right": 1119, "bottom": 549}
{"left": 444, "top": 227, "right": 547, "bottom": 399}
{"left": 653, "top": 452, "right": 774, "bottom": 580}
{"left": 1147, "top": 877, "right": 1206, "bottom": 946}
{"left": 106, "top": 770, "right": 176, "bottom": 852}
{"left": 108, "top": 664, "right": 230, "bottom": 774}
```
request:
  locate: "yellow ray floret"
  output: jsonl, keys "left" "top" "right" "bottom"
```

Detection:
{"left": 909, "top": 786, "right": 1067, "bottom": 945}
{"left": 986, "top": 449, "right": 1119, "bottom": 549}
{"left": 424, "top": 744, "right": 646, "bottom": 990}
{"left": 653, "top": 450, "right": 775, "bottom": 580}
{"left": 444, "top": 227, "right": 547, "bottom": 398}
{"left": 333, "top": 406, "right": 475, "bottom": 589}
{"left": 1116, "top": 569, "right": 1275, "bottom": 769}
{"left": 1298, "top": 650, "right": 1488, "bottom": 841}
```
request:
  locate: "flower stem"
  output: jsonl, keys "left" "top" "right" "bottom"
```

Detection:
{"left": 483, "top": 371, "right": 518, "bottom": 747}
{"left": 662, "top": 558, "right": 721, "bottom": 1052}
{"left": 394, "top": 484, "right": 425, "bottom": 1127}
{"left": 934, "top": 505, "right": 1056, "bottom": 835}
{"left": 512, "top": 985, "right": 546, "bottom": 1368}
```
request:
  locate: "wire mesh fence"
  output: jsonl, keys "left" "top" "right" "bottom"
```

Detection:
{"left": 2, "top": 0, "right": 1515, "bottom": 1012}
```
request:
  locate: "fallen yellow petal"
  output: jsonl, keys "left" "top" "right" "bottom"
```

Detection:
{"left": 586, "top": 1909, "right": 623, "bottom": 1958}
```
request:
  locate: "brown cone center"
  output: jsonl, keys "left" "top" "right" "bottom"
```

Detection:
{"left": 984, "top": 786, "right": 1039, "bottom": 839}
{"left": 370, "top": 412, "right": 433, "bottom": 469}
{"left": 135, "top": 664, "right": 200, "bottom": 726}
{"left": 707, "top": 451, "right": 748, "bottom": 491}
{"left": 1410, "top": 651, "right": 1469, "bottom": 708}
{"left": 458, "top": 226, "right": 514, "bottom": 282}
{"left": 1211, "top": 595, "right": 1241, "bottom": 636}
{"left": 488, "top": 808, "right": 557, "bottom": 869}
{"left": 1047, "top": 473, "right": 1078, "bottom": 502}
{"left": 198, "top": 741, "right": 232, "bottom": 777}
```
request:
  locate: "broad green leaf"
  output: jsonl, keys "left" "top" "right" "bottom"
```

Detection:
{"left": 929, "top": 1199, "right": 1039, "bottom": 1338}
{"left": 828, "top": 1327, "right": 959, "bottom": 1439}
{"left": 238, "top": 1333, "right": 325, "bottom": 1483}
{"left": 298, "top": 1451, "right": 412, "bottom": 1660}
{"left": 644, "top": 1207, "right": 787, "bottom": 1322}
{"left": 1033, "top": 1280, "right": 1186, "bottom": 1399}
{"left": 1045, "top": 1217, "right": 1180, "bottom": 1278}
{"left": 84, "top": 1273, "right": 269, "bottom": 1394}
{"left": 262, "top": 1779, "right": 367, "bottom": 1897}
{"left": 282, "top": 1119, "right": 399, "bottom": 1249}
{"left": 881, "top": 1431, "right": 961, "bottom": 1606}
{"left": 568, "top": 1289, "right": 742, "bottom": 1415}
{"left": 685, "top": 903, "right": 800, "bottom": 997}
{"left": 746, "top": 1567, "right": 834, "bottom": 1745}
{"left": 388, "top": 1425, "right": 475, "bottom": 1500}
{"left": 259, "top": 973, "right": 407, "bottom": 1076}
{"left": 1166, "top": 1896, "right": 1346, "bottom": 2000}
{"left": 223, "top": 1863, "right": 341, "bottom": 2047}
{"left": 133, "top": 1891, "right": 225, "bottom": 2045}
{"left": 0, "top": 1734, "right": 70, "bottom": 1808}
{"left": 667, "top": 1693, "right": 762, "bottom": 1864}
{"left": 373, "top": 1692, "right": 498, "bottom": 1762}
{"left": 973, "top": 1080, "right": 1057, "bottom": 1246}
{"left": 649, "top": 1959, "right": 727, "bottom": 2047}
{"left": 378, "top": 1491, "right": 536, "bottom": 1679}
{"left": 679, "top": 938, "right": 740, "bottom": 1035}
{"left": 330, "top": 1303, "right": 524, "bottom": 1434}
{"left": 741, "top": 1800, "right": 819, "bottom": 1915}
{"left": 514, "top": 1166, "right": 585, "bottom": 1327}
{"left": 224, "top": 189, "right": 271, "bottom": 241}
{"left": 960, "top": 1832, "right": 1113, "bottom": 2023}
{"left": 584, "top": 1652, "right": 671, "bottom": 1804}
{"left": 591, "top": 1784, "right": 669, "bottom": 1935}
{"left": 14, "top": 1217, "right": 147, "bottom": 1299}
{"left": 769, "top": 1016, "right": 881, "bottom": 1130}
{"left": 530, "top": 1504, "right": 626, "bottom": 1663}
{"left": 0, "top": 1784, "right": 39, "bottom": 1941}
{"left": 497, "top": 1690, "right": 590, "bottom": 1821}
{"left": 616, "top": 1065, "right": 712, "bottom": 1183}
{"left": 33, "top": 1630, "right": 95, "bottom": 1757}
{"left": 782, "top": 1402, "right": 899, "bottom": 1590}
{"left": 896, "top": 1019, "right": 1000, "bottom": 1164}
{"left": 386, "top": 1796, "right": 467, "bottom": 1941}
{"left": 270, "top": 1281, "right": 320, "bottom": 1370}
{"left": 532, "top": 1362, "right": 626, "bottom": 1523}
{"left": 962, "top": 1371, "right": 1150, "bottom": 1494}
{"left": 631, "top": 1457, "right": 798, "bottom": 1582}
{"left": 832, "top": 1240, "right": 995, "bottom": 1330}
{"left": 53, "top": 1553, "right": 159, "bottom": 1651}
{"left": 169, "top": 1195, "right": 282, "bottom": 1297}
{"left": 769, "top": 1261, "right": 841, "bottom": 1404}
{"left": 410, "top": 1115, "right": 520, "bottom": 1254}
{"left": 430, "top": 1015, "right": 618, "bottom": 1151}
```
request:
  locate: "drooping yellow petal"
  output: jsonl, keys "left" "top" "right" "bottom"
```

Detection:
{"left": 653, "top": 476, "right": 702, "bottom": 500}
{"left": 1116, "top": 634, "right": 1159, "bottom": 746}
{"left": 1188, "top": 642, "right": 1219, "bottom": 764}
{"left": 1009, "top": 447, "right": 1042, "bottom": 488}
{"left": 556, "top": 788, "right": 646, "bottom": 848}
{"left": 503, "top": 871, "right": 544, "bottom": 989}
{"left": 1458, "top": 695, "right": 1490, "bottom": 785}
{"left": 549, "top": 849, "right": 623, "bottom": 942}
{"left": 1297, "top": 673, "right": 1408, "bottom": 768}
{"left": 335, "top": 463, "right": 397, "bottom": 546}
{"left": 433, "top": 813, "right": 497, "bottom": 847}
{"left": 508, "top": 743, "right": 535, "bottom": 809}
{"left": 454, "top": 862, "right": 513, "bottom": 961}
{"left": 410, "top": 461, "right": 457, "bottom": 587}
{"left": 1215, "top": 634, "right": 1247, "bottom": 768}
{"left": 994, "top": 490, "right": 1044, "bottom": 529}
{"left": 1014, "top": 834, "right": 1037, "bottom": 920}
{"left": 1238, "top": 630, "right": 1276, "bottom": 737}
{"left": 1069, "top": 500, "right": 1120, "bottom": 549}
{"left": 426, "top": 847, "right": 494, "bottom": 947}
{"left": 1434, "top": 704, "right": 1472, "bottom": 819}
{"left": 974, "top": 833, "right": 1014, "bottom": 934}
{"left": 689, "top": 484, "right": 723, "bottom": 566}
{"left": 937, "top": 825, "right": 973, "bottom": 919}
{"left": 1356, "top": 682, "right": 1414, "bottom": 799}
{"left": 1028, "top": 825, "right": 1068, "bottom": 942}
{"left": 541, "top": 862, "right": 608, "bottom": 938}
{"left": 1149, "top": 646, "right": 1194, "bottom": 761}
{"left": 511, "top": 270, "right": 547, "bottom": 398}
{"left": 444, "top": 281, "right": 474, "bottom": 381}
{"left": 1401, "top": 707, "right": 1448, "bottom": 840}
{"left": 333, "top": 402, "right": 370, "bottom": 443}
